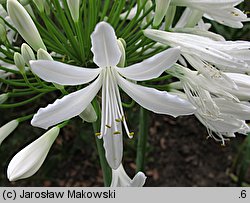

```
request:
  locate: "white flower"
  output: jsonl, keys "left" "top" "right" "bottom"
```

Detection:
{"left": 7, "top": 126, "right": 60, "bottom": 181}
{"left": 30, "top": 21, "right": 195, "bottom": 169}
{"left": 110, "top": 164, "right": 146, "bottom": 187}
{"left": 172, "top": 0, "right": 247, "bottom": 28}
{"left": 144, "top": 29, "right": 250, "bottom": 73}
{"left": 168, "top": 65, "right": 250, "bottom": 145}
{"left": 0, "top": 120, "right": 19, "bottom": 146}
{"left": 224, "top": 73, "right": 250, "bottom": 101}
{"left": 7, "top": 0, "right": 46, "bottom": 51}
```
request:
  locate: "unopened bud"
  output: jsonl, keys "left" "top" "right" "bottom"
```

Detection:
{"left": 0, "top": 93, "right": 8, "bottom": 104}
{"left": 33, "top": 0, "right": 45, "bottom": 12}
{"left": 117, "top": 38, "right": 126, "bottom": 67}
{"left": 21, "top": 43, "right": 35, "bottom": 66}
{"left": 66, "top": 0, "right": 80, "bottom": 22}
{"left": 14, "top": 52, "right": 25, "bottom": 74}
{"left": 7, "top": 0, "right": 46, "bottom": 51}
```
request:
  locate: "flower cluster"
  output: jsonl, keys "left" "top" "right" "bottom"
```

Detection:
{"left": 0, "top": 0, "right": 249, "bottom": 186}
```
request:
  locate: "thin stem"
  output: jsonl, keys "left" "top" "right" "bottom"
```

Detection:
{"left": 92, "top": 98, "right": 112, "bottom": 186}
{"left": 136, "top": 107, "right": 149, "bottom": 172}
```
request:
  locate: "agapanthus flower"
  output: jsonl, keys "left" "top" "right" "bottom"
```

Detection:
{"left": 144, "top": 29, "right": 250, "bottom": 73}
{"left": 168, "top": 64, "right": 250, "bottom": 145}
{"left": 154, "top": 0, "right": 248, "bottom": 28}
{"left": 30, "top": 21, "right": 195, "bottom": 169}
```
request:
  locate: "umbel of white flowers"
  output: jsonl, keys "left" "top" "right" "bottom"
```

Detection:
{"left": 29, "top": 21, "right": 196, "bottom": 170}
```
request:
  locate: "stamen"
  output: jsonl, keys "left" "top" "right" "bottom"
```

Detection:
{"left": 105, "top": 124, "right": 111, "bottom": 128}
{"left": 95, "top": 132, "right": 101, "bottom": 136}
{"left": 115, "top": 118, "right": 121, "bottom": 122}
{"left": 114, "top": 131, "right": 121, "bottom": 135}
{"left": 129, "top": 132, "right": 134, "bottom": 137}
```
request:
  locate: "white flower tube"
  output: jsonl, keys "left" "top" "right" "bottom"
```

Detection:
{"left": 0, "top": 120, "right": 19, "bottom": 146}
{"left": 110, "top": 164, "right": 146, "bottom": 187}
{"left": 7, "top": 126, "right": 60, "bottom": 181}
{"left": 7, "top": 0, "right": 46, "bottom": 51}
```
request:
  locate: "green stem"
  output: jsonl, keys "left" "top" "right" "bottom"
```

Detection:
{"left": 136, "top": 107, "right": 149, "bottom": 172}
{"left": 92, "top": 99, "right": 112, "bottom": 186}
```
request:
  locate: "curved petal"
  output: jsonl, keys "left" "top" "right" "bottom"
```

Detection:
{"left": 31, "top": 75, "right": 103, "bottom": 129}
{"left": 91, "top": 21, "right": 121, "bottom": 67}
{"left": 30, "top": 60, "right": 101, "bottom": 85}
{"left": 116, "top": 74, "right": 196, "bottom": 117}
{"left": 103, "top": 125, "right": 123, "bottom": 170}
{"left": 130, "top": 172, "right": 147, "bottom": 187}
{"left": 116, "top": 47, "right": 180, "bottom": 81}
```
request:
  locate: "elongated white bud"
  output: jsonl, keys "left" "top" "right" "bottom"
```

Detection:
{"left": 0, "top": 120, "right": 19, "bottom": 146}
{"left": 66, "top": 0, "right": 80, "bottom": 22}
{"left": 7, "top": 126, "right": 60, "bottom": 181}
{"left": 7, "top": 0, "right": 46, "bottom": 51}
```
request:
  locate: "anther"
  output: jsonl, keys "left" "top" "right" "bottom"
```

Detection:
{"left": 114, "top": 131, "right": 121, "bottom": 135}
{"left": 105, "top": 124, "right": 111, "bottom": 128}
{"left": 129, "top": 132, "right": 134, "bottom": 137}
{"left": 115, "top": 118, "right": 121, "bottom": 122}
{"left": 95, "top": 132, "right": 101, "bottom": 136}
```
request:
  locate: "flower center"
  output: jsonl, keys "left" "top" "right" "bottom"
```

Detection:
{"left": 97, "top": 67, "right": 133, "bottom": 138}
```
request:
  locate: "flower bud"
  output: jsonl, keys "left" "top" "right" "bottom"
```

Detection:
{"left": 33, "top": 0, "right": 45, "bottom": 12}
{"left": 14, "top": 52, "right": 25, "bottom": 74}
{"left": 21, "top": 43, "right": 35, "bottom": 66}
{"left": 7, "top": 126, "right": 60, "bottom": 181}
{"left": 117, "top": 38, "right": 126, "bottom": 67}
{"left": 0, "top": 120, "right": 19, "bottom": 146}
{"left": 37, "top": 49, "right": 53, "bottom": 61}
{"left": 0, "top": 93, "right": 8, "bottom": 104}
{"left": 7, "top": 0, "right": 46, "bottom": 51}
{"left": 66, "top": 0, "right": 80, "bottom": 22}
{"left": 79, "top": 103, "right": 97, "bottom": 123}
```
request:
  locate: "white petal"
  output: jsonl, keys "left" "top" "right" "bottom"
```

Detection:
{"left": 153, "top": 0, "right": 171, "bottom": 26}
{"left": 91, "top": 22, "right": 121, "bottom": 67}
{"left": 130, "top": 172, "right": 147, "bottom": 187}
{"left": 31, "top": 75, "right": 103, "bottom": 129}
{"left": 103, "top": 125, "right": 123, "bottom": 170}
{"left": 7, "top": 126, "right": 60, "bottom": 181}
{"left": 116, "top": 47, "right": 180, "bottom": 81}
{"left": 116, "top": 74, "right": 196, "bottom": 117}
{"left": 30, "top": 60, "right": 101, "bottom": 85}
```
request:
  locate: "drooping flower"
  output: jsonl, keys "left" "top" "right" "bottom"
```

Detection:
{"left": 144, "top": 29, "right": 250, "bottom": 73}
{"left": 168, "top": 64, "right": 250, "bottom": 145}
{"left": 110, "top": 164, "right": 146, "bottom": 187}
{"left": 7, "top": 126, "right": 60, "bottom": 181}
{"left": 154, "top": 0, "right": 248, "bottom": 28}
{"left": 30, "top": 21, "right": 195, "bottom": 169}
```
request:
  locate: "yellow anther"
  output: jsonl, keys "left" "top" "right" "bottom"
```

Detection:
{"left": 95, "top": 132, "right": 101, "bottom": 136}
{"left": 114, "top": 131, "right": 121, "bottom": 135}
{"left": 129, "top": 132, "right": 134, "bottom": 137}
{"left": 105, "top": 124, "right": 111, "bottom": 128}
{"left": 115, "top": 118, "right": 121, "bottom": 122}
